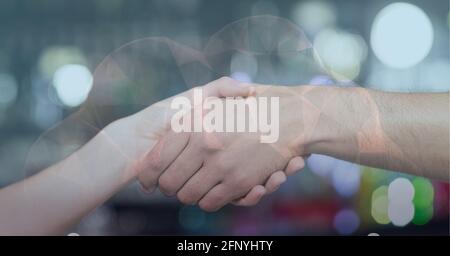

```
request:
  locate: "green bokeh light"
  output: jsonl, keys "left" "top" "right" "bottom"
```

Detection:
{"left": 371, "top": 186, "right": 390, "bottom": 224}
{"left": 413, "top": 204, "right": 433, "bottom": 225}
{"left": 412, "top": 177, "right": 434, "bottom": 208}
{"left": 412, "top": 177, "right": 434, "bottom": 225}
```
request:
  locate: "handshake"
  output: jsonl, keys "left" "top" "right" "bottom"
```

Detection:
{"left": 104, "top": 77, "right": 311, "bottom": 211}
{"left": 2, "top": 73, "right": 444, "bottom": 235}
{"left": 100, "top": 75, "right": 448, "bottom": 213}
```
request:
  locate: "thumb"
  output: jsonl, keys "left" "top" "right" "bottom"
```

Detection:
{"left": 204, "top": 76, "right": 255, "bottom": 98}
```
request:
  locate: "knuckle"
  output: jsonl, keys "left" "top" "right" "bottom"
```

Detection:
{"left": 215, "top": 152, "right": 236, "bottom": 168}
{"left": 235, "top": 176, "right": 254, "bottom": 191}
{"left": 213, "top": 158, "right": 230, "bottom": 172}
{"left": 197, "top": 136, "right": 212, "bottom": 151}
{"left": 200, "top": 134, "right": 222, "bottom": 152}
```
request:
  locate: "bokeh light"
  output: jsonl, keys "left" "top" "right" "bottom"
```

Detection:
{"left": 39, "top": 46, "right": 88, "bottom": 78}
{"left": 388, "top": 200, "right": 414, "bottom": 227}
{"left": 306, "top": 154, "right": 338, "bottom": 177}
{"left": 413, "top": 204, "right": 433, "bottom": 226}
{"left": 331, "top": 160, "right": 361, "bottom": 197}
{"left": 291, "top": 0, "right": 336, "bottom": 34}
{"left": 314, "top": 29, "right": 367, "bottom": 81}
{"left": 1, "top": 1, "right": 448, "bottom": 236}
{"left": 333, "top": 209, "right": 360, "bottom": 235}
{"left": 371, "top": 186, "right": 390, "bottom": 225}
{"left": 412, "top": 177, "right": 434, "bottom": 208}
{"left": 388, "top": 177, "right": 415, "bottom": 203}
{"left": 231, "top": 72, "right": 252, "bottom": 83}
{"left": 387, "top": 178, "right": 415, "bottom": 227}
{"left": 52, "top": 64, "right": 93, "bottom": 107}
{"left": 309, "top": 74, "right": 334, "bottom": 86}
{"left": 370, "top": 3, "right": 433, "bottom": 69}
{"left": 412, "top": 177, "right": 434, "bottom": 225}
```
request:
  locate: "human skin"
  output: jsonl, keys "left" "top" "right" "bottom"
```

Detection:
{"left": 140, "top": 83, "right": 449, "bottom": 212}
{"left": 0, "top": 78, "right": 302, "bottom": 235}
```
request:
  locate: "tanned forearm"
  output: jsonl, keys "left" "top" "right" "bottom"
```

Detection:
{"left": 297, "top": 86, "right": 449, "bottom": 181}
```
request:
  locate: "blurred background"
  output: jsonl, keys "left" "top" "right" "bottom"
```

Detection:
{"left": 0, "top": 0, "right": 448, "bottom": 235}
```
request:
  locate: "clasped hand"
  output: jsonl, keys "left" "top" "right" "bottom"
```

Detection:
{"left": 108, "top": 77, "right": 306, "bottom": 211}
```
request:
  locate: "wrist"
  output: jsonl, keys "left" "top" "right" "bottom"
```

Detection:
{"left": 297, "top": 86, "right": 364, "bottom": 157}
{"left": 102, "top": 118, "right": 145, "bottom": 180}
{"left": 66, "top": 123, "right": 136, "bottom": 195}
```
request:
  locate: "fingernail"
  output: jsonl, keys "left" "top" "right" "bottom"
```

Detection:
{"left": 139, "top": 183, "right": 155, "bottom": 194}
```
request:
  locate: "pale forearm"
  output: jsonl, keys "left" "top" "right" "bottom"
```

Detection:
{"left": 0, "top": 122, "right": 137, "bottom": 235}
{"left": 0, "top": 79, "right": 252, "bottom": 234}
{"left": 302, "top": 86, "right": 449, "bottom": 180}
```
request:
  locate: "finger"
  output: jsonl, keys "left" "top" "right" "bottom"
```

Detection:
{"left": 138, "top": 130, "right": 190, "bottom": 192}
{"left": 264, "top": 171, "right": 287, "bottom": 194}
{"left": 204, "top": 77, "right": 255, "bottom": 98}
{"left": 176, "top": 165, "right": 221, "bottom": 205}
{"left": 231, "top": 185, "right": 266, "bottom": 206}
{"left": 285, "top": 156, "right": 305, "bottom": 176}
{"left": 232, "top": 170, "right": 287, "bottom": 206}
{"left": 198, "top": 183, "right": 232, "bottom": 212}
{"left": 158, "top": 140, "right": 205, "bottom": 196}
